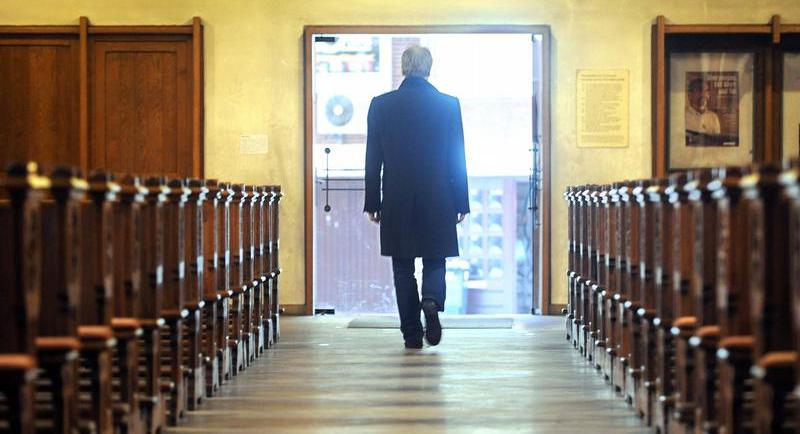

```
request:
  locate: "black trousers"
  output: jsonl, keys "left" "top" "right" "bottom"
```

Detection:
{"left": 391, "top": 257, "right": 446, "bottom": 341}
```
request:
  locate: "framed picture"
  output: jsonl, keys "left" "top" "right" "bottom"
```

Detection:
{"left": 668, "top": 52, "right": 755, "bottom": 170}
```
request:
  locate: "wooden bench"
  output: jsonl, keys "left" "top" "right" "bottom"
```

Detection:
{"left": 0, "top": 162, "right": 283, "bottom": 434}
{"left": 564, "top": 163, "right": 800, "bottom": 434}
{"left": 0, "top": 163, "right": 49, "bottom": 434}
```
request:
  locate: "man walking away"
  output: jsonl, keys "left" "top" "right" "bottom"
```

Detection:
{"left": 363, "top": 45, "right": 470, "bottom": 349}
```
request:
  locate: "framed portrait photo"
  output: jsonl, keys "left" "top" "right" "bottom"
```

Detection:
{"left": 668, "top": 52, "right": 755, "bottom": 170}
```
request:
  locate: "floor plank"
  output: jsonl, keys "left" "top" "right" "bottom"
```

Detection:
{"left": 167, "top": 315, "right": 649, "bottom": 433}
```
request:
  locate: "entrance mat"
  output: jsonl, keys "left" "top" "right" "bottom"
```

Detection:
{"left": 347, "top": 315, "right": 514, "bottom": 329}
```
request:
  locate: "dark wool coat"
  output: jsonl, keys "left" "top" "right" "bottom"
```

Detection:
{"left": 363, "top": 76, "right": 470, "bottom": 258}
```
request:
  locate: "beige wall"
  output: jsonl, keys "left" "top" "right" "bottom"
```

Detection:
{"left": 4, "top": 0, "right": 800, "bottom": 307}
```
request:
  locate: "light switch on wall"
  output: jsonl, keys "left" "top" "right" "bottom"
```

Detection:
{"left": 240, "top": 134, "right": 269, "bottom": 154}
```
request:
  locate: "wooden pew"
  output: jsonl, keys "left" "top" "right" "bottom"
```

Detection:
{"left": 635, "top": 178, "right": 664, "bottom": 425}
{"left": 241, "top": 185, "right": 256, "bottom": 366}
{"left": 596, "top": 185, "right": 612, "bottom": 380}
{"left": 785, "top": 166, "right": 800, "bottom": 433}
{"left": 252, "top": 186, "right": 268, "bottom": 354}
{"left": 621, "top": 180, "right": 645, "bottom": 407}
{"left": 78, "top": 172, "right": 119, "bottom": 434}
{"left": 111, "top": 175, "right": 147, "bottom": 434}
{"left": 268, "top": 186, "right": 283, "bottom": 343}
{"left": 587, "top": 186, "right": 603, "bottom": 368}
{"left": 786, "top": 165, "right": 800, "bottom": 433}
{"left": 183, "top": 179, "right": 207, "bottom": 410}
{"left": 577, "top": 185, "right": 595, "bottom": 359}
{"left": 652, "top": 173, "right": 687, "bottom": 434}
{"left": 228, "top": 184, "right": 246, "bottom": 375}
{"left": 259, "top": 186, "right": 275, "bottom": 350}
{"left": 0, "top": 163, "right": 49, "bottom": 434}
{"left": 714, "top": 165, "right": 761, "bottom": 434}
{"left": 668, "top": 169, "right": 711, "bottom": 434}
{"left": 605, "top": 183, "right": 625, "bottom": 393}
{"left": 0, "top": 162, "right": 283, "bottom": 434}
{"left": 217, "top": 182, "right": 235, "bottom": 381}
{"left": 201, "top": 180, "right": 221, "bottom": 396}
{"left": 611, "top": 182, "right": 630, "bottom": 397}
{"left": 564, "top": 186, "right": 578, "bottom": 345}
{"left": 138, "top": 176, "right": 168, "bottom": 434}
{"left": 745, "top": 165, "right": 798, "bottom": 434}
{"left": 685, "top": 169, "right": 722, "bottom": 434}
{"left": 160, "top": 178, "right": 189, "bottom": 426}
{"left": 36, "top": 166, "right": 86, "bottom": 434}
{"left": 564, "top": 165, "right": 800, "bottom": 434}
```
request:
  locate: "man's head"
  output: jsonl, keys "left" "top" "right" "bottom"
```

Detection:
{"left": 402, "top": 45, "right": 433, "bottom": 78}
{"left": 687, "top": 77, "right": 710, "bottom": 112}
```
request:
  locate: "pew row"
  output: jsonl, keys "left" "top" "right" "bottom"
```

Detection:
{"left": 0, "top": 163, "right": 283, "bottom": 434}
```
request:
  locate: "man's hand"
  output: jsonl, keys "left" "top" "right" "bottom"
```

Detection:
{"left": 457, "top": 213, "right": 467, "bottom": 223}
{"left": 368, "top": 211, "right": 381, "bottom": 224}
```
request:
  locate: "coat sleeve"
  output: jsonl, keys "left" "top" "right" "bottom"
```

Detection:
{"left": 363, "top": 97, "right": 383, "bottom": 213}
{"left": 450, "top": 98, "right": 470, "bottom": 214}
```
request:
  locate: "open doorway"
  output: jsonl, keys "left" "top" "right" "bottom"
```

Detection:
{"left": 303, "top": 26, "right": 551, "bottom": 316}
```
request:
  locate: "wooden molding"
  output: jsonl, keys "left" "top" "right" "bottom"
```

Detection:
{"left": 303, "top": 27, "right": 314, "bottom": 316}
{"left": 548, "top": 303, "right": 567, "bottom": 316}
{"left": 772, "top": 15, "right": 782, "bottom": 44}
{"left": 79, "top": 17, "right": 89, "bottom": 174}
{"left": 653, "top": 16, "right": 666, "bottom": 178}
{"left": 540, "top": 27, "right": 553, "bottom": 315}
{"left": 87, "top": 25, "right": 193, "bottom": 35}
{"left": 192, "top": 17, "right": 204, "bottom": 177}
{"left": 282, "top": 304, "right": 308, "bottom": 316}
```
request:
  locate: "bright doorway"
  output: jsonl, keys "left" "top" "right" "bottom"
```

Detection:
{"left": 303, "top": 26, "right": 552, "bottom": 315}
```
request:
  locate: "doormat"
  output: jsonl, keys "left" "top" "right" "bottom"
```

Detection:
{"left": 347, "top": 315, "right": 514, "bottom": 329}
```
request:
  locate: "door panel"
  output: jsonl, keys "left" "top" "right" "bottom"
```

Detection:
{"left": 0, "top": 37, "right": 80, "bottom": 169}
{"left": 91, "top": 40, "right": 193, "bottom": 177}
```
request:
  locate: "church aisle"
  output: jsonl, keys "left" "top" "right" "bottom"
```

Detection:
{"left": 167, "top": 316, "right": 649, "bottom": 434}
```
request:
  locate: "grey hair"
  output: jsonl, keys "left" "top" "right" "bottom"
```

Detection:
{"left": 401, "top": 45, "right": 433, "bottom": 78}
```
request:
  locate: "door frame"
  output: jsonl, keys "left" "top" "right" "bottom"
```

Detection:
{"left": 302, "top": 24, "right": 553, "bottom": 315}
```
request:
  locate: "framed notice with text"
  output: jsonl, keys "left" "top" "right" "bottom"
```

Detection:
{"left": 577, "top": 69, "right": 629, "bottom": 148}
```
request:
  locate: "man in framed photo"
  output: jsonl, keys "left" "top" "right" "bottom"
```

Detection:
{"left": 685, "top": 77, "right": 722, "bottom": 145}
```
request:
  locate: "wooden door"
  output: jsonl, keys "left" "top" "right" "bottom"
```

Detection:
{"left": 0, "top": 35, "right": 80, "bottom": 169}
{"left": 91, "top": 37, "right": 194, "bottom": 177}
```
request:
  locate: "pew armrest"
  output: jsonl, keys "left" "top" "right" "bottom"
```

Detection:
{"left": 670, "top": 316, "right": 698, "bottom": 337}
{"left": 689, "top": 325, "right": 720, "bottom": 348}
{"left": 0, "top": 354, "right": 37, "bottom": 379}
{"left": 78, "top": 325, "right": 117, "bottom": 350}
{"left": 204, "top": 294, "right": 222, "bottom": 303}
{"left": 162, "top": 309, "right": 190, "bottom": 320}
{"left": 751, "top": 351, "right": 799, "bottom": 382}
{"left": 36, "top": 337, "right": 81, "bottom": 362}
{"left": 0, "top": 354, "right": 36, "bottom": 376}
{"left": 111, "top": 317, "right": 143, "bottom": 338}
{"left": 717, "top": 335, "right": 754, "bottom": 362}
{"left": 36, "top": 336, "right": 81, "bottom": 351}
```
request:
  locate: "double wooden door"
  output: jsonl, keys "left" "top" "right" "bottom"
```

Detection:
{"left": 0, "top": 17, "right": 203, "bottom": 177}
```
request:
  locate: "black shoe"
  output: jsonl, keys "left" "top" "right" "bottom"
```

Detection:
{"left": 404, "top": 339, "right": 423, "bottom": 349}
{"left": 422, "top": 299, "right": 442, "bottom": 346}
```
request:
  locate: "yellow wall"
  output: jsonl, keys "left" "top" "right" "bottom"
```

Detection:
{"left": 4, "top": 0, "right": 800, "bottom": 307}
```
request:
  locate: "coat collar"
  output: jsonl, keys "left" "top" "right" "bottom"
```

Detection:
{"left": 399, "top": 76, "right": 438, "bottom": 92}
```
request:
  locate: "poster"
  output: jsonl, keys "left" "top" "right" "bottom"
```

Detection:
{"left": 668, "top": 52, "right": 754, "bottom": 170}
{"left": 684, "top": 71, "right": 739, "bottom": 147}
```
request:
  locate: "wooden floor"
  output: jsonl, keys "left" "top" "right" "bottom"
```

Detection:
{"left": 167, "top": 315, "right": 649, "bottom": 434}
